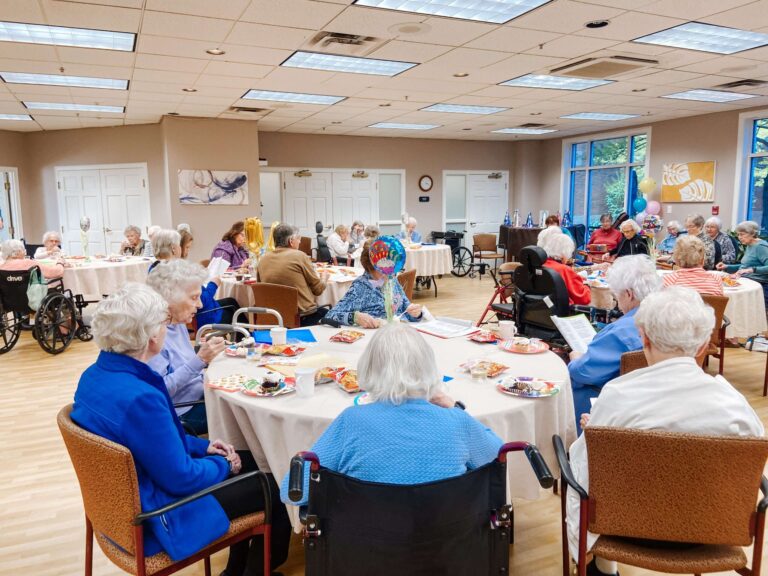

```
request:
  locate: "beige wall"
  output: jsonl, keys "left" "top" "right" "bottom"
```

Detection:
{"left": 258, "top": 132, "right": 516, "bottom": 236}
{"left": 0, "top": 130, "right": 28, "bottom": 238}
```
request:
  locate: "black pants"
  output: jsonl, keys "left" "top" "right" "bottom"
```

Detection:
{"left": 217, "top": 297, "right": 241, "bottom": 326}
{"left": 212, "top": 451, "right": 292, "bottom": 576}
{"left": 300, "top": 306, "right": 329, "bottom": 327}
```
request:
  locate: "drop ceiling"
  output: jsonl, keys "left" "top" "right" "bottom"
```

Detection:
{"left": 0, "top": 0, "right": 767, "bottom": 140}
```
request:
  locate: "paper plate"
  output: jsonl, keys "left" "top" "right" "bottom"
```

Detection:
{"left": 241, "top": 381, "right": 295, "bottom": 398}
{"left": 496, "top": 378, "right": 560, "bottom": 398}
{"left": 207, "top": 373, "right": 247, "bottom": 392}
{"left": 498, "top": 339, "right": 549, "bottom": 354}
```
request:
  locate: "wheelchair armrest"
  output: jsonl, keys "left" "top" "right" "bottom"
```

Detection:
{"left": 552, "top": 435, "right": 588, "bottom": 499}
{"left": 759, "top": 476, "right": 768, "bottom": 513}
{"left": 133, "top": 470, "right": 272, "bottom": 525}
{"left": 173, "top": 399, "right": 205, "bottom": 409}
{"left": 498, "top": 442, "right": 553, "bottom": 489}
{"left": 288, "top": 451, "right": 320, "bottom": 503}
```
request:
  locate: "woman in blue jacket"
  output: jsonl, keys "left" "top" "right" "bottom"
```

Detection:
{"left": 70, "top": 283, "right": 290, "bottom": 575}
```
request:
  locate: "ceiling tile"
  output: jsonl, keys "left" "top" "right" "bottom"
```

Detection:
{"left": 141, "top": 11, "right": 233, "bottom": 42}
{"left": 0, "top": 42, "right": 58, "bottom": 63}
{"left": 135, "top": 53, "right": 208, "bottom": 73}
{"left": 145, "top": 0, "right": 250, "bottom": 19}
{"left": 701, "top": 1, "right": 768, "bottom": 31}
{"left": 465, "top": 26, "right": 561, "bottom": 52}
{"left": 129, "top": 80, "right": 188, "bottom": 94}
{"left": 508, "top": 0, "right": 626, "bottom": 34}
{"left": 226, "top": 22, "right": 314, "bottom": 50}
{"left": 411, "top": 17, "right": 497, "bottom": 46}
{"left": 138, "top": 35, "right": 213, "bottom": 59}
{"left": 635, "top": 0, "right": 756, "bottom": 20}
{"left": 56, "top": 46, "right": 136, "bottom": 68}
{"left": 630, "top": 69, "right": 705, "bottom": 85}
{"left": 241, "top": 0, "right": 346, "bottom": 29}
{"left": 460, "top": 53, "right": 564, "bottom": 84}
{"left": 132, "top": 68, "right": 199, "bottom": 85}
{"left": 0, "top": 58, "right": 61, "bottom": 74}
{"left": 194, "top": 74, "right": 254, "bottom": 89}
{"left": 203, "top": 60, "right": 273, "bottom": 79}
{"left": 0, "top": 0, "right": 45, "bottom": 23}
{"left": 525, "top": 34, "right": 620, "bottom": 57}
{"left": 367, "top": 40, "right": 452, "bottom": 63}
{"left": 39, "top": 0, "right": 142, "bottom": 33}
{"left": 674, "top": 55, "right": 761, "bottom": 75}
{"left": 575, "top": 11, "right": 685, "bottom": 41}
{"left": 353, "top": 86, "right": 456, "bottom": 102}
{"left": 58, "top": 63, "right": 133, "bottom": 78}
{"left": 218, "top": 44, "right": 293, "bottom": 65}
{"left": 324, "top": 5, "right": 427, "bottom": 38}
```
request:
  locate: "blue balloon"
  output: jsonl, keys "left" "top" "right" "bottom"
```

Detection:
{"left": 633, "top": 197, "right": 647, "bottom": 213}
{"left": 369, "top": 235, "right": 406, "bottom": 276}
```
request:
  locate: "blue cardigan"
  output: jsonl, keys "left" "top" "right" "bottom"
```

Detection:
{"left": 71, "top": 352, "right": 230, "bottom": 560}
{"left": 325, "top": 272, "right": 420, "bottom": 325}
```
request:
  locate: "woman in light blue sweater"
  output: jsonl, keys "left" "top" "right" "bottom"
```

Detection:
{"left": 717, "top": 220, "right": 768, "bottom": 309}
{"left": 281, "top": 323, "right": 503, "bottom": 506}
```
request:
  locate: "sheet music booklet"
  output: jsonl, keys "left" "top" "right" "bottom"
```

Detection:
{"left": 207, "top": 256, "right": 230, "bottom": 282}
{"left": 550, "top": 314, "right": 596, "bottom": 354}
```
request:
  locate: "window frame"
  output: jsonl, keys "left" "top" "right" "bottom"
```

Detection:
{"left": 734, "top": 109, "right": 768, "bottom": 230}
{"left": 560, "top": 126, "right": 651, "bottom": 228}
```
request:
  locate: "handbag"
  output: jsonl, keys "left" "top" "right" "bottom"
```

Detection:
{"left": 26, "top": 266, "right": 48, "bottom": 310}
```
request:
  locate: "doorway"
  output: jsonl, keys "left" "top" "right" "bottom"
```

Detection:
{"left": 442, "top": 170, "right": 508, "bottom": 243}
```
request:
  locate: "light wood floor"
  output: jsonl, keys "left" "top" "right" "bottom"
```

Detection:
{"left": 2, "top": 272, "right": 767, "bottom": 576}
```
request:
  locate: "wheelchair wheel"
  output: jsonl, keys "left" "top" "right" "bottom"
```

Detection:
{"left": 0, "top": 307, "right": 23, "bottom": 354}
{"left": 76, "top": 325, "right": 93, "bottom": 341}
{"left": 451, "top": 246, "right": 472, "bottom": 277}
{"left": 34, "top": 293, "right": 76, "bottom": 354}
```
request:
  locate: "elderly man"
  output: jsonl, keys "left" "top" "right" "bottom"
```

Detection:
{"left": 258, "top": 223, "right": 331, "bottom": 326}
{"left": 566, "top": 287, "right": 763, "bottom": 576}
{"left": 705, "top": 216, "right": 736, "bottom": 264}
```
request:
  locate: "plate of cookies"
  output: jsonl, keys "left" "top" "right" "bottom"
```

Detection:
{"left": 498, "top": 337, "right": 549, "bottom": 354}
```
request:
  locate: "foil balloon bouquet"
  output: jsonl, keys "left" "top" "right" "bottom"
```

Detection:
{"left": 368, "top": 236, "right": 406, "bottom": 323}
{"left": 641, "top": 213, "right": 664, "bottom": 261}
{"left": 244, "top": 217, "right": 264, "bottom": 272}
{"left": 79, "top": 216, "right": 91, "bottom": 260}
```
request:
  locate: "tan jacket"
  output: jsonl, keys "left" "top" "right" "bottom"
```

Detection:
{"left": 257, "top": 247, "right": 326, "bottom": 314}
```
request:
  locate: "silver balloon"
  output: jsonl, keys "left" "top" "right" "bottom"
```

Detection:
{"left": 79, "top": 216, "right": 91, "bottom": 232}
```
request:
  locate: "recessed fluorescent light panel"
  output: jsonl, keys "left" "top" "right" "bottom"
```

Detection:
{"left": 500, "top": 74, "right": 612, "bottom": 91}
{"left": 421, "top": 104, "right": 508, "bottom": 114}
{"left": 634, "top": 22, "right": 768, "bottom": 55}
{"left": 369, "top": 122, "right": 439, "bottom": 130}
{"left": 24, "top": 102, "right": 124, "bottom": 113}
{"left": 282, "top": 51, "right": 416, "bottom": 76}
{"left": 243, "top": 89, "right": 345, "bottom": 105}
{"left": 662, "top": 89, "right": 757, "bottom": 103}
{"left": 353, "top": 0, "right": 550, "bottom": 24}
{"left": 0, "top": 114, "right": 32, "bottom": 121}
{"left": 1, "top": 72, "right": 128, "bottom": 90}
{"left": 0, "top": 21, "right": 135, "bottom": 51}
{"left": 493, "top": 127, "right": 557, "bottom": 134}
{"left": 561, "top": 112, "right": 639, "bottom": 121}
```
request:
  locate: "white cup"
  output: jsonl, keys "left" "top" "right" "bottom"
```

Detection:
{"left": 295, "top": 367, "right": 317, "bottom": 397}
{"left": 499, "top": 320, "right": 517, "bottom": 340}
{"left": 270, "top": 326, "right": 287, "bottom": 345}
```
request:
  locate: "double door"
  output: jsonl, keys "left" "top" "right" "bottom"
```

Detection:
{"left": 57, "top": 165, "right": 150, "bottom": 255}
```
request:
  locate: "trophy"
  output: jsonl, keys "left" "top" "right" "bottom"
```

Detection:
{"left": 79, "top": 216, "right": 91, "bottom": 260}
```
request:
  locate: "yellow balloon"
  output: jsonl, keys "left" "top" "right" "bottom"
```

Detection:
{"left": 638, "top": 177, "right": 656, "bottom": 195}
{"left": 244, "top": 217, "right": 263, "bottom": 254}
{"left": 266, "top": 221, "right": 280, "bottom": 252}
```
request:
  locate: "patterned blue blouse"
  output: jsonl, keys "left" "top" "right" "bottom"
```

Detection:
{"left": 325, "top": 271, "right": 420, "bottom": 325}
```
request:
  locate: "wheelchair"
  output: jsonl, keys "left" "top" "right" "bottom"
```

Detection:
{"left": 431, "top": 230, "right": 473, "bottom": 277}
{"left": 288, "top": 442, "right": 553, "bottom": 576}
{"left": 0, "top": 266, "right": 93, "bottom": 354}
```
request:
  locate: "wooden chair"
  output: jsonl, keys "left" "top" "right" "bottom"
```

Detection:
{"left": 299, "top": 237, "right": 313, "bottom": 259}
{"left": 554, "top": 427, "right": 768, "bottom": 576}
{"left": 701, "top": 294, "right": 730, "bottom": 375}
{"left": 249, "top": 283, "right": 300, "bottom": 328}
{"left": 397, "top": 269, "right": 416, "bottom": 301}
{"left": 618, "top": 350, "right": 647, "bottom": 375}
{"left": 57, "top": 405, "right": 272, "bottom": 576}
{"left": 476, "top": 262, "right": 520, "bottom": 326}
{"left": 472, "top": 234, "right": 506, "bottom": 272}
{"left": 199, "top": 258, "right": 211, "bottom": 268}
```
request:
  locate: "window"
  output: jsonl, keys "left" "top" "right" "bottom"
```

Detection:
{"left": 567, "top": 133, "right": 647, "bottom": 228}
{"left": 746, "top": 118, "right": 768, "bottom": 232}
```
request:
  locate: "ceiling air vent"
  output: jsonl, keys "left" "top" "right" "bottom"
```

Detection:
{"left": 228, "top": 106, "right": 272, "bottom": 116}
{"left": 304, "top": 31, "right": 385, "bottom": 56}
{"left": 518, "top": 122, "right": 549, "bottom": 128}
{"left": 716, "top": 79, "right": 767, "bottom": 89}
{"left": 551, "top": 56, "right": 658, "bottom": 79}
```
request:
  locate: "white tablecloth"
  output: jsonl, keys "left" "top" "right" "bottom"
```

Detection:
{"left": 60, "top": 257, "right": 150, "bottom": 298}
{"left": 722, "top": 277, "right": 767, "bottom": 338}
{"left": 404, "top": 245, "right": 453, "bottom": 277}
{"left": 205, "top": 325, "right": 575, "bottom": 528}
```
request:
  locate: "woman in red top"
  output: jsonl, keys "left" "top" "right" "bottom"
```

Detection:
{"left": 540, "top": 232, "right": 591, "bottom": 305}
{"left": 588, "top": 213, "right": 622, "bottom": 252}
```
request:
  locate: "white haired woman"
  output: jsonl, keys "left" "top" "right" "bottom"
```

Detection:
{"left": 540, "top": 232, "right": 590, "bottom": 305}
{"left": 662, "top": 235, "right": 723, "bottom": 296}
{"left": 705, "top": 216, "right": 736, "bottom": 264}
{"left": 280, "top": 322, "right": 503, "bottom": 506}
{"left": 656, "top": 220, "right": 681, "bottom": 254}
{"left": 608, "top": 219, "right": 648, "bottom": 259}
{"left": 567, "top": 287, "right": 763, "bottom": 576}
{"left": 569, "top": 255, "right": 661, "bottom": 434}
{"left": 684, "top": 213, "right": 716, "bottom": 270}
{"left": 121, "top": 224, "right": 147, "bottom": 256}
{"left": 717, "top": 220, "right": 768, "bottom": 310}
{"left": 146, "top": 259, "right": 227, "bottom": 435}
{"left": 71, "top": 283, "right": 291, "bottom": 575}
{"left": 34, "top": 230, "right": 66, "bottom": 259}
{"left": 144, "top": 224, "right": 162, "bottom": 257}
{"left": 0, "top": 239, "right": 63, "bottom": 279}
{"left": 400, "top": 216, "right": 422, "bottom": 243}
{"left": 327, "top": 224, "right": 351, "bottom": 265}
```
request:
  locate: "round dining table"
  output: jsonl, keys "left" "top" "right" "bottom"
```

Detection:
{"left": 55, "top": 256, "right": 151, "bottom": 299}
{"left": 205, "top": 325, "right": 575, "bottom": 528}
{"left": 404, "top": 244, "right": 453, "bottom": 276}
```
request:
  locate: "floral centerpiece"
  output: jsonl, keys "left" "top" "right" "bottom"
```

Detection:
{"left": 640, "top": 214, "right": 663, "bottom": 262}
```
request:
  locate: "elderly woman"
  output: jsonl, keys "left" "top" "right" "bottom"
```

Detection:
{"left": 144, "top": 225, "right": 161, "bottom": 258}
{"left": 349, "top": 220, "right": 365, "bottom": 250}
{"left": 540, "top": 232, "right": 590, "bottom": 305}
{"left": 587, "top": 213, "right": 622, "bottom": 252}
{"left": 684, "top": 214, "right": 716, "bottom": 270}
{"left": 327, "top": 224, "right": 351, "bottom": 265}
{"left": 179, "top": 229, "right": 194, "bottom": 259}
{"left": 657, "top": 220, "right": 682, "bottom": 254}
{"left": 567, "top": 287, "right": 763, "bottom": 576}
{"left": 569, "top": 255, "right": 661, "bottom": 433}
{"left": 211, "top": 221, "right": 250, "bottom": 270}
{"left": 146, "top": 259, "right": 226, "bottom": 435}
{"left": 281, "top": 322, "right": 503, "bottom": 506}
{"left": 363, "top": 224, "right": 380, "bottom": 242}
{"left": 608, "top": 219, "right": 648, "bottom": 259}
{"left": 705, "top": 216, "right": 736, "bottom": 264}
{"left": 0, "top": 239, "right": 63, "bottom": 279}
{"left": 325, "top": 241, "right": 422, "bottom": 328}
{"left": 717, "top": 220, "right": 768, "bottom": 309}
{"left": 150, "top": 228, "right": 182, "bottom": 264}
{"left": 33, "top": 230, "right": 65, "bottom": 259}
{"left": 121, "top": 225, "right": 147, "bottom": 256}
{"left": 400, "top": 217, "right": 422, "bottom": 243}
{"left": 70, "top": 283, "right": 291, "bottom": 575}
{"left": 662, "top": 235, "right": 723, "bottom": 296}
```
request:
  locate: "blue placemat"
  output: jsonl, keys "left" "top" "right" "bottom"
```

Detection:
{"left": 252, "top": 328, "right": 318, "bottom": 344}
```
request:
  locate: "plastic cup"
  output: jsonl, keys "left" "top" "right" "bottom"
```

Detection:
{"left": 270, "top": 326, "right": 287, "bottom": 345}
{"left": 470, "top": 364, "right": 488, "bottom": 382}
{"left": 498, "top": 320, "right": 517, "bottom": 340}
{"left": 295, "top": 367, "right": 317, "bottom": 397}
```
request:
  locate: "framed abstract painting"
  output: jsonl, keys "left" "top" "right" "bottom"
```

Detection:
{"left": 178, "top": 169, "right": 249, "bottom": 205}
{"left": 661, "top": 161, "right": 715, "bottom": 203}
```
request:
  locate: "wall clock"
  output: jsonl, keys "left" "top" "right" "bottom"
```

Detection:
{"left": 418, "top": 175, "right": 433, "bottom": 192}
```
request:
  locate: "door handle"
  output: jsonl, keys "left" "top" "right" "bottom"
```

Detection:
{"left": 469, "top": 222, "right": 477, "bottom": 226}
{"left": 104, "top": 227, "right": 112, "bottom": 233}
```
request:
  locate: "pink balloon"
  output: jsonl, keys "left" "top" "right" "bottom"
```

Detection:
{"left": 635, "top": 211, "right": 647, "bottom": 222}
{"left": 646, "top": 200, "right": 661, "bottom": 215}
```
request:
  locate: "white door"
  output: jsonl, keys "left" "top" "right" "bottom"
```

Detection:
{"left": 282, "top": 172, "right": 334, "bottom": 238}
{"left": 0, "top": 170, "right": 22, "bottom": 242}
{"left": 467, "top": 173, "right": 508, "bottom": 235}
{"left": 259, "top": 172, "right": 282, "bottom": 224}
{"left": 57, "top": 169, "right": 106, "bottom": 256}
{"left": 101, "top": 168, "right": 150, "bottom": 254}
{"left": 332, "top": 172, "right": 378, "bottom": 230}
{"left": 444, "top": 173, "right": 468, "bottom": 243}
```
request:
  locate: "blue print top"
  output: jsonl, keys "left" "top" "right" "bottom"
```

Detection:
{"left": 325, "top": 272, "right": 420, "bottom": 325}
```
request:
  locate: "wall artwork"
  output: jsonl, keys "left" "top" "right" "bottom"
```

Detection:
{"left": 661, "top": 161, "right": 715, "bottom": 203}
{"left": 178, "top": 169, "right": 249, "bottom": 205}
